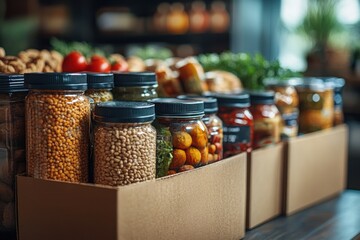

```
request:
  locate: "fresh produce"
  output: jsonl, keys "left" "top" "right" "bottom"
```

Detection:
{"left": 198, "top": 52, "right": 301, "bottom": 90}
{"left": 62, "top": 51, "right": 87, "bottom": 72}
{"left": 87, "top": 55, "right": 111, "bottom": 73}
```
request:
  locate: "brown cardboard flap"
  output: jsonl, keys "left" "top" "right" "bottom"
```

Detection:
{"left": 17, "top": 153, "right": 247, "bottom": 240}
{"left": 285, "top": 125, "right": 348, "bottom": 215}
{"left": 247, "top": 143, "right": 284, "bottom": 229}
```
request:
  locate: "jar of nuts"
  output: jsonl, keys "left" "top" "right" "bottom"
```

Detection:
{"left": 177, "top": 96, "right": 223, "bottom": 163}
{"left": 0, "top": 74, "right": 27, "bottom": 232}
{"left": 112, "top": 72, "right": 158, "bottom": 101}
{"left": 25, "top": 73, "right": 90, "bottom": 183}
{"left": 150, "top": 98, "right": 208, "bottom": 178}
{"left": 93, "top": 101, "right": 156, "bottom": 186}
{"left": 85, "top": 73, "right": 114, "bottom": 111}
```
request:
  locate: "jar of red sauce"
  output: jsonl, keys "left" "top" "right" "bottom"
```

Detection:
{"left": 249, "top": 91, "right": 281, "bottom": 149}
{"left": 215, "top": 93, "right": 253, "bottom": 158}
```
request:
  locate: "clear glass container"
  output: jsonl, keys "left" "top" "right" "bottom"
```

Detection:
{"left": 151, "top": 98, "right": 208, "bottom": 177}
{"left": 93, "top": 101, "right": 156, "bottom": 186}
{"left": 113, "top": 72, "right": 158, "bottom": 101}
{"left": 0, "top": 74, "right": 26, "bottom": 233}
{"left": 265, "top": 78, "right": 300, "bottom": 138}
{"left": 249, "top": 91, "right": 282, "bottom": 149}
{"left": 216, "top": 93, "right": 253, "bottom": 157}
{"left": 85, "top": 73, "right": 114, "bottom": 110}
{"left": 322, "top": 77, "right": 345, "bottom": 126}
{"left": 25, "top": 73, "right": 90, "bottom": 183}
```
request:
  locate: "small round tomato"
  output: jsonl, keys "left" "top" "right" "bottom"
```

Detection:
{"left": 62, "top": 51, "right": 88, "bottom": 72}
{"left": 111, "top": 61, "right": 128, "bottom": 72}
{"left": 87, "top": 55, "right": 111, "bottom": 73}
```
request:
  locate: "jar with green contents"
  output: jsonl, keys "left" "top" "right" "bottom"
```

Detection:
{"left": 150, "top": 98, "right": 208, "bottom": 177}
{"left": 0, "top": 74, "right": 27, "bottom": 233}
{"left": 113, "top": 72, "right": 158, "bottom": 101}
{"left": 85, "top": 73, "right": 114, "bottom": 110}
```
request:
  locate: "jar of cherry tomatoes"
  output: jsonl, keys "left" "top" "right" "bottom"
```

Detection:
{"left": 177, "top": 96, "right": 223, "bottom": 163}
{"left": 249, "top": 91, "right": 281, "bottom": 149}
{"left": 150, "top": 98, "right": 208, "bottom": 177}
{"left": 216, "top": 93, "right": 253, "bottom": 158}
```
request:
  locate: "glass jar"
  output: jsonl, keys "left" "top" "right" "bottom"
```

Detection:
{"left": 85, "top": 73, "right": 114, "bottom": 111}
{"left": 150, "top": 98, "right": 208, "bottom": 177}
{"left": 25, "top": 73, "right": 90, "bottom": 183}
{"left": 93, "top": 101, "right": 156, "bottom": 186}
{"left": 264, "top": 78, "right": 300, "bottom": 138}
{"left": 295, "top": 78, "right": 334, "bottom": 134}
{"left": 216, "top": 93, "right": 253, "bottom": 157}
{"left": 0, "top": 74, "right": 27, "bottom": 233}
{"left": 113, "top": 72, "right": 158, "bottom": 101}
{"left": 249, "top": 91, "right": 281, "bottom": 149}
{"left": 177, "top": 96, "right": 223, "bottom": 163}
{"left": 322, "top": 77, "right": 345, "bottom": 126}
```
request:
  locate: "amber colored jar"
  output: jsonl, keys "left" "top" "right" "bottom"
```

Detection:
{"left": 0, "top": 74, "right": 27, "bottom": 233}
{"left": 295, "top": 78, "right": 334, "bottom": 134}
{"left": 249, "top": 91, "right": 281, "bottom": 149}
{"left": 166, "top": 2, "right": 190, "bottom": 34}
{"left": 25, "top": 73, "right": 90, "bottom": 183}
{"left": 189, "top": 1, "right": 210, "bottom": 33}
{"left": 264, "top": 78, "right": 300, "bottom": 138}
{"left": 150, "top": 98, "right": 208, "bottom": 178}
{"left": 216, "top": 93, "right": 253, "bottom": 158}
{"left": 322, "top": 77, "right": 345, "bottom": 126}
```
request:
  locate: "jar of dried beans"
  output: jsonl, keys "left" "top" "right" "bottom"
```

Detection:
{"left": 85, "top": 73, "right": 114, "bottom": 110}
{"left": 150, "top": 98, "right": 208, "bottom": 177}
{"left": 249, "top": 91, "right": 281, "bottom": 149}
{"left": 93, "top": 101, "right": 156, "bottom": 186}
{"left": 0, "top": 74, "right": 27, "bottom": 233}
{"left": 113, "top": 72, "right": 158, "bottom": 101}
{"left": 216, "top": 93, "right": 253, "bottom": 157}
{"left": 25, "top": 73, "right": 90, "bottom": 183}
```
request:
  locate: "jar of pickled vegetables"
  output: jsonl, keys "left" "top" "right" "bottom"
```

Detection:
{"left": 177, "top": 96, "right": 223, "bottom": 163}
{"left": 216, "top": 93, "right": 253, "bottom": 157}
{"left": 85, "top": 73, "right": 114, "bottom": 110}
{"left": 322, "top": 77, "right": 345, "bottom": 126}
{"left": 249, "top": 91, "right": 281, "bottom": 149}
{"left": 150, "top": 98, "right": 208, "bottom": 177}
{"left": 113, "top": 72, "right": 158, "bottom": 101}
{"left": 0, "top": 74, "right": 27, "bottom": 233}
{"left": 264, "top": 78, "right": 300, "bottom": 138}
{"left": 295, "top": 78, "right": 334, "bottom": 134}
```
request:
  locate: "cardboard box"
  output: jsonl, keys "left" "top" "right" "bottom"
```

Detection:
{"left": 17, "top": 153, "right": 247, "bottom": 240}
{"left": 284, "top": 124, "right": 348, "bottom": 215}
{"left": 246, "top": 143, "right": 284, "bottom": 229}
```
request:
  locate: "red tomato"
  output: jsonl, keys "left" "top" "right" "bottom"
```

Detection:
{"left": 111, "top": 61, "right": 129, "bottom": 72}
{"left": 62, "top": 51, "right": 88, "bottom": 72}
{"left": 87, "top": 55, "right": 111, "bottom": 73}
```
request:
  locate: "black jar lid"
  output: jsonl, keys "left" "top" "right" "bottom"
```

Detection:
{"left": 25, "top": 73, "right": 87, "bottom": 90}
{"left": 249, "top": 91, "right": 275, "bottom": 105}
{"left": 0, "top": 74, "right": 27, "bottom": 93}
{"left": 215, "top": 93, "right": 250, "bottom": 108}
{"left": 94, "top": 101, "right": 155, "bottom": 123}
{"left": 177, "top": 95, "right": 218, "bottom": 114}
{"left": 86, "top": 73, "right": 114, "bottom": 89}
{"left": 114, "top": 72, "right": 157, "bottom": 87}
{"left": 149, "top": 98, "right": 204, "bottom": 117}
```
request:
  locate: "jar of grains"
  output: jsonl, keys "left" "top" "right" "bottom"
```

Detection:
{"left": 264, "top": 78, "right": 300, "bottom": 138}
{"left": 216, "top": 93, "right": 253, "bottom": 157}
{"left": 0, "top": 74, "right": 27, "bottom": 232}
{"left": 85, "top": 73, "right": 114, "bottom": 110}
{"left": 93, "top": 101, "right": 156, "bottom": 186}
{"left": 295, "top": 78, "right": 334, "bottom": 134}
{"left": 25, "top": 73, "right": 90, "bottom": 183}
{"left": 177, "top": 96, "right": 223, "bottom": 163}
{"left": 249, "top": 91, "right": 281, "bottom": 149}
{"left": 150, "top": 98, "right": 208, "bottom": 177}
{"left": 112, "top": 72, "right": 158, "bottom": 101}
